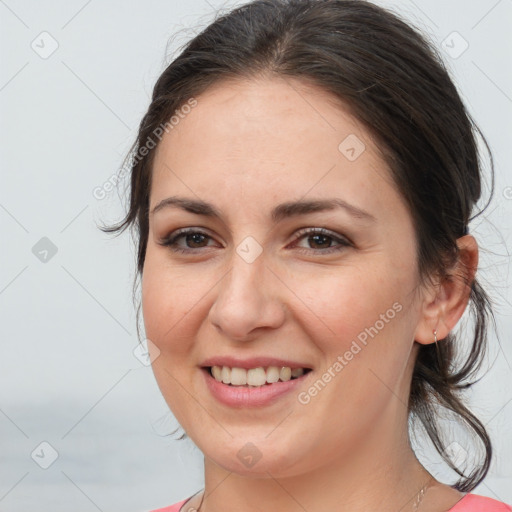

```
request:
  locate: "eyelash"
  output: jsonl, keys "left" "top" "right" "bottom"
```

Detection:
{"left": 159, "top": 227, "right": 352, "bottom": 255}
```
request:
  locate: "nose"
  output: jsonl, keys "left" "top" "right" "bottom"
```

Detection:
{"left": 208, "top": 252, "right": 286, "bottom": 342}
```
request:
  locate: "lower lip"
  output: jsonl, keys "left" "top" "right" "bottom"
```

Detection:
{"left": 202, "top": 368, "right": 310, "bottom": 407}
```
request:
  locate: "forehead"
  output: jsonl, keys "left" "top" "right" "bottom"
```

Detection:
{"left": 156, "top": 76, "right": 372, "bottom": 162}
{"left": 150, "top": 76, "right": 402, "bottom": 217}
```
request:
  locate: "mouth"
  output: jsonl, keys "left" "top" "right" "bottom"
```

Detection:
{"left": 202, "top": 365, "right": 313, "bottom": 388}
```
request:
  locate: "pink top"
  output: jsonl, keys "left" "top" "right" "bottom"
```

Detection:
{"left": 149, "top": 493, "right": 512, "bottom": 512}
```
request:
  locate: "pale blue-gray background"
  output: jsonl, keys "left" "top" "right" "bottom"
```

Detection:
{"left": 1, "top": 1, "right": 511, "bottom": 510}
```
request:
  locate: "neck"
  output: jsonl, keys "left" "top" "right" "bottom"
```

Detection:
{"left": 198, "top": 410, "right": 432, "bottom": 512}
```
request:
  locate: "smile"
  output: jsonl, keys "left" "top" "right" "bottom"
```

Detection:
{"left": 201, "top": 365, "right": 312, "bottom": 407}
{"left": 208, "top": 365, "right": 311, "bottom": 387}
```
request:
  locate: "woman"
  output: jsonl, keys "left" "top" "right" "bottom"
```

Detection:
{"left": 103, "top": 0, "right": 511, "bottom": 511}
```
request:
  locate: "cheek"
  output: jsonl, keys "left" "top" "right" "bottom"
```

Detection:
{"left": 141, "top": 253, "right": 207, "bottom": 422}
{"left": 286, "top": 259, "right": 416, "bottom": 391}
{"left": 141, "top": 248, "right": 223, "bottom": 361}
{"left": 289, "top": 265, "right": 400, "bottom": 343}
{"left": 141, "top": 251, "right": 196, "bottom": 352}
{"left": 289, "top": 268, "right": 413, "bottom": 431}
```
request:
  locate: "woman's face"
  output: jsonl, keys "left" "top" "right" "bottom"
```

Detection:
{"left": 142, "top": 77, "right": 427, "bottom": 477}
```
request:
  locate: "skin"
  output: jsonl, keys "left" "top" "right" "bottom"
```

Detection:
{"left": 142, "top": 76, "right": 477, "bottom": 512}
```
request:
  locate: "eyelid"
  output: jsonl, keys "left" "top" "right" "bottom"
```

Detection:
{"left": 290, "top": 227, "right": 352, "bottom": 246}
{"left": 159, "top": 226, "right": 352, "bottom": 254}
{"left": 288, "top": 227, "right": 352, "bottom": 254}
{"left": 159, "top": 227, "right": 221, "bottom": 248}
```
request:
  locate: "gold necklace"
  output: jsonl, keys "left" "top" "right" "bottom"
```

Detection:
{"left": 193, "top": 476, "right": 435, "bottom": 512}
{"left": 412, "top": 477, "right": 435, "bottom": 511}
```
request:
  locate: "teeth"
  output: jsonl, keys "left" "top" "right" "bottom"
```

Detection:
{"left": 211, "top": 365, "right": 222, "bottom": 381}
{"left": 266, "top": 366, "right": 280, "bottom": 383}
{"left": 230, "top": 367, "right": 247, "bottom": 385}
{"left": 221, "top": 366, "right": 231, "bottom": 384}
{"left": 209, "top": 365, "right": 308, "bottom": 386}
{"left": 247, "top": 367, "right": 267, "bottom": 386}
{"left": 280, "top": 366, "right": 291, "bottom": 381}
{"left": 291, "top": 368, "right": 304, "bottom": 378}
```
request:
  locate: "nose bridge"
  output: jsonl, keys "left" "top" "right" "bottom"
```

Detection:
{"left": 228, "top": 243, "right": 267, "bottom": 298}
{"left": 208, "top": 241, "right": 285, "bottom": 340}
{"left": 223, "top": 232, "right": 269, "bottom": 298}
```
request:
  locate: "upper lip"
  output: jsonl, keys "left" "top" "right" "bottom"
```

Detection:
{"left": 200, "top": 356, "right": 312, "bottom": 370}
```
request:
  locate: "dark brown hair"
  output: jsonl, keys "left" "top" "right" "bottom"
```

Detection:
{"left": 101, "top": 0, "right": 497, "bottom": 492}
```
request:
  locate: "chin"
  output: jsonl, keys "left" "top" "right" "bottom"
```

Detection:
{"left": 202, "top": 437, "right": 309, "bottom": 478}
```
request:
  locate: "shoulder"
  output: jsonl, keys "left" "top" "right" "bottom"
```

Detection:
{"left": 147, "top": 498, "right": 190, "bottom": 512}
{"left": 450, "top": 493, "right": 512, "bottom": 511}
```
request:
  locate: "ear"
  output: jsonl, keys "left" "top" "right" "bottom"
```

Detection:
{"left": 414, "top": 235, "right": 478, "bottom": 345}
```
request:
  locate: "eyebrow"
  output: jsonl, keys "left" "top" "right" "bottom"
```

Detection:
{"left": 150, "top": 196, "right": 376, "bottom": 223}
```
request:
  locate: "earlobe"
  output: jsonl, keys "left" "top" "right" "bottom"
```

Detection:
{"left": 413, "top": 235, "right": 478, "bottom": 346}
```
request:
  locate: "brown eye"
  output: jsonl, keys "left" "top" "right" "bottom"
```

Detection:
{"left": 160, "top": 228, "right": 220, "bottom": 254}
{"left": 184, "top": 233, "right": 209, "bottom": 248}
{"left": 307, "top": 233, "right": 334, "bottom": 249}
{"left": 291, "top": 228, "right": 352, "bottom": 254}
